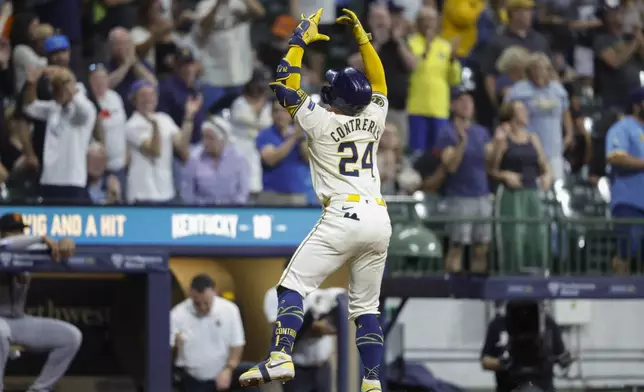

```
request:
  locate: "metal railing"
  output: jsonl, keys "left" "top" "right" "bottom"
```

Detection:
{"left": 384, "top": 194, "right": 644, "bottom": 277}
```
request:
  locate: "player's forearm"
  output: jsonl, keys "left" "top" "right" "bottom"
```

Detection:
{"left": 263, "top": 137, "right": 298, "bottom": 166}
{"left": 445, "top": 142, "right": 467, "bottom": 173}
{"left": 0, "top": 235, "right": 45, "bottom": 250}
{"left": 280, "top": 46, "right": 305, "bottom": 90}
{"left": 358, "top": 42, "right": 387, "bottom": 95}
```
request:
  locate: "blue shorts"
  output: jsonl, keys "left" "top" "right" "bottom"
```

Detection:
{"left": 407, "top": 115, "right": 448, "bottom": 153}
{"left": 612, "top": 204, "right": 644, "bottom": 258}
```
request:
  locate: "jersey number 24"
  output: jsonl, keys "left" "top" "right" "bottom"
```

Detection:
{"left": 338, "top": 141, "right": 374, "bottom": 177}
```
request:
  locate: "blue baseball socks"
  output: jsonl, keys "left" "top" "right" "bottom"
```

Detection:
{"left": 356, "top": 314, "right": 384, "bottom": 391}
{"left": 271, "top": 287, "right": 305, "bottom": 354}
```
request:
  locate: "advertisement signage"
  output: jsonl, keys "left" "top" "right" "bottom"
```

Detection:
{"left": 0, "top": 206, "right": 321, "bottom": 247}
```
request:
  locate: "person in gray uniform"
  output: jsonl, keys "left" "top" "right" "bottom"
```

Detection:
{"left": 0, "top": 212, "right": 82, "bottom": 392}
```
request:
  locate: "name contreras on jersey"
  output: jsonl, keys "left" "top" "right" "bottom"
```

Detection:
{"left": 331, "top": 118, "right": 380, "bottom": 142}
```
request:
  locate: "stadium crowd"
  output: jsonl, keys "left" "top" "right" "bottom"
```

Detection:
{"left": 0, "top": 0, "right": 642, "bottom": 270}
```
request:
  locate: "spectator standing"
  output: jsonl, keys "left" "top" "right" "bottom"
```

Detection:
{"left": 192, "top": 0, "right": 265, "bottom": 111}
{"left": 491, "top": 101, "right": 552, "bottom": 272}
{"left": 87, "top": 142, "right": 122, "bottom": 205}
{"left": 126, "top": 81, "right": 200, "bottom": 204}
{"left": 130, "top": 0, "right": 177, "bottom": 75}
{"left": 107, "top": 27, "right": 158, "bottom": 115}
{"left": 181, "top": 120, "right": 250, "bottom": 205}
{"left": 594, "top": 2, "right": 644, "bottom": 109}
{"left": 158, "top": 47, "right": 205, "bottom": 145}
{"left": 481, "top": 0, "right": 549, "bottom": 113}
{"left": 406, "top": 6, "right": 462, "bottom": 153}
{"left": 256, "top": 100, "right": 312, "bottom": 206}
{"left": 42, "top": 35, "right": 73, "bottom": 69}
{"left": 505, "top": 53, "right": 573, "bottom": 181}
{"left": 229, "top": 68, "right": 272, "bottom": 196}
{"left": 171, "top": 274, "right": 250, "bottom": 392}
{"left": 11, "top": 14, "right": 52, "bottom": 93}
{"left": 494, "top": 46, "right": 529, "bottom": 103}
{"left": 437, "top": 88, "right": 493, "bottom": 273}
{"left": 605, "top": 87, "right": 644, "bottom": 274}
{"left": 23, "top": 66, "right": 97, "bottom": 202}
{"left": 349, "top": 4, "right": 416, "bottom": 147}
{"left": 88, "top": 63, "right": 128, "bottom": 194}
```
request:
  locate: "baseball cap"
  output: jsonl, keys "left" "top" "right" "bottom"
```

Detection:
{"left": 0, "top": 213, "right": 29, "bottom": 232}
{"left": 451, "top": 86, "right": 471, "bottom": 100}
{"left": 44, "top": 34, "right": 70, "bottom": 55}
{"left": 506, "top": 0, "right": 535, "bottom": 8}
{"left": 128, "top": 80, "right": 157, "bottom": 100}
{"left": 176, "top": 47, "right": 197, "bottom": 64}
{"left": 627, "top": 86, "right": 644, "bottom": 109}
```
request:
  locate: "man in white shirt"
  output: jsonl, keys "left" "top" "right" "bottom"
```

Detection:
{"left": 171, "top": 274, "right": 252, "bottom": 392}
{"left": 23, "top": 65, "right": 97, "bottom": 202}
{"left": 89, "top": 63, "right": 128, "bottom": 199}
{"left": 125, "top": 80, "right": 201, "bottom": 204}
{"left": 263, "top": 285, "right": 337, "bottom": 392}
{"left": 192, "top": 0, "right": 265, "bottom": 111}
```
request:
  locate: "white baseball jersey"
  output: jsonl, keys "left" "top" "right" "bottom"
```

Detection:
{"left": 294, "top": 93, "right": 389, "bottom": 202}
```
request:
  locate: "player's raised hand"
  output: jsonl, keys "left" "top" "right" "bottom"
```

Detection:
{"left": 289, "top": 8, "right": 330, "bottom": 47}
{"left": 336, "top": 8, "right": 372, "bottom": 45}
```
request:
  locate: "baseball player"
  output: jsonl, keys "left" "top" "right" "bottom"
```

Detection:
{"left": 240, "top": 8, "right": 391, "bottom": 392}
{"left": 0, "top": 213, "right": 82, "bottom": 392}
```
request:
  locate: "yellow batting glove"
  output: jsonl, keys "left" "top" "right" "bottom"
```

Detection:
{"left": 336, "top": 8, "right": 372, "bottom": 45}
{"left": 289, "top": 8, "right": 331, "bottom": 47}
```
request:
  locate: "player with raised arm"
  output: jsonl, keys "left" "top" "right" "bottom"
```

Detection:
{"left": 239, "top": 8, "right": 391, "bottom": 392}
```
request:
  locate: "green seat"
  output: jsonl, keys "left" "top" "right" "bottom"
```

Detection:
{"left": 387, "top": 222, "right": 444, "bottom": 277}
{"left": 555, "top": 176, "right": 612, "bottom": 275}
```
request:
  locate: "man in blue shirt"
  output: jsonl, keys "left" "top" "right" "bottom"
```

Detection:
{"left": 158, "top": 48, "right": 206, "bottom": 145}
{"left": 255, "top": 100, "right": 313, "bottom": 206}
{"left": 605, "top": 87, "right": 644, "bottom": 274}
{"left": 436, "top": 87, "right": 493, "bottom": 273}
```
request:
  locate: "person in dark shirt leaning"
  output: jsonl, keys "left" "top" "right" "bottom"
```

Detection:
{"left": 481, "top": 301, "right": 571, "bottom": 392}
{"left": 158, "top": 47, "right": 205, "bottom": 145}
{"left": 348, "top": 2, "right": 416, "bottom": 146}
{"left": 593, "top": 1, "right": 644, "bottom": 109}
